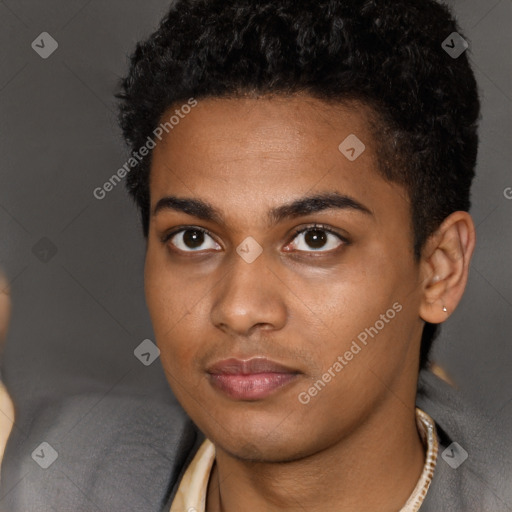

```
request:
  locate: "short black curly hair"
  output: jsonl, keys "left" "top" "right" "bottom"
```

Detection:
{"left": 116, "top": 0, "right": 480, "bottom": 369}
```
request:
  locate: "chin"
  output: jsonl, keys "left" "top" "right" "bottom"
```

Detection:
{"left": 226, "top": 438, "right": 321, "bottom": 464}
{"left": 206, "top": 417, "right": 320, "bottom": 463}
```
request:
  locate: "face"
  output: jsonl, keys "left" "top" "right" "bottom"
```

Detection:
{"left": 145, "top": 95, "right": 425, "bottom": 462}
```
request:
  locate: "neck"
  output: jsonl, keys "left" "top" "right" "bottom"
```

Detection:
{"left": 206, "top": 398, "right": 425, "bottom": 512}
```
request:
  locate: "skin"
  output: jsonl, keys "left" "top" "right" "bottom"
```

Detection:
{"left": 0, "top": 273, "right": 9, "bottom": 343}
{"left": 0, "top": 271, "right": 15, "bottom": 459}
{"left": 144, "top": 94, "right": 476, "bottom": 511}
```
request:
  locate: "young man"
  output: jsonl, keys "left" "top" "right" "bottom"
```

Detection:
{"left": 1, "top": 1, "right": 510, "bottom": 511}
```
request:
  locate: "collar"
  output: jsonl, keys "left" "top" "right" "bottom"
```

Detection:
{"left": 170, "top": 407, "right": 438, "bottom": 512}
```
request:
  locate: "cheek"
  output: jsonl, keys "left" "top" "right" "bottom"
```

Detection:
{"left": 311, "top": 256, "right": 413, "bottom": 367}
{"left": 145, "top": 253, "right": 210, "bottom": 376}
{"left": 145, "top": 253, "right": 184, "bottom": 349}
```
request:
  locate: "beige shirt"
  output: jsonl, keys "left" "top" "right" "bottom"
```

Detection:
{"left": 0, "top": 382, "right": 15, "bottom": 478}
{"left": 170, "top": 407, "right": 438, "bottom": 512}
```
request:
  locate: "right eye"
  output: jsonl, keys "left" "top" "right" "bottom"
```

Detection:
{"left": 164, "top": 227, "right": 222, "bottom": 253}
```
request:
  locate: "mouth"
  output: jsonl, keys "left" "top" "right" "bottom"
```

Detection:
{"left": 206, "top": 357, "right": 301, "bottom": 401}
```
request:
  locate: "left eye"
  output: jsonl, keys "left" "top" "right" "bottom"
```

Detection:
{"left": 287, "top": 227, "right": 345, "bottom": 252}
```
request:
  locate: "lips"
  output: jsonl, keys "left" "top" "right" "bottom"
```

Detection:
{"left": 207, "top": 357, "right": 298, "bottom": 375}
{"left": 206, "top": 357, "right": 301, "bottom": 400}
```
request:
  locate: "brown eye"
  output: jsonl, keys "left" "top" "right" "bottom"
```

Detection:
{"left": 303, "top": 229, "right": 328, "bottom": 249}
{"left": 183, "top": 229, "right": 205, "bottom": 249}
{"left": 288, "top": 226, "right": 346, "bottom": 253}
{"left": 167, "top": 228, "right": 221, "bottom": 252}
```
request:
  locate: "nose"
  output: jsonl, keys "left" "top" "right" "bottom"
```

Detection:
{"left": 210, "top": 251, "right": 287, "bottom": 337}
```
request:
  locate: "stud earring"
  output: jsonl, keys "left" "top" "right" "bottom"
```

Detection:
{"left": 442, "top": 305, "right": 448, "bottom": 313}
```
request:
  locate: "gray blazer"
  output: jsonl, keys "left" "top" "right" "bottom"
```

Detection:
{"left": 1, "top": 369, "right": 510, "bottom": 511}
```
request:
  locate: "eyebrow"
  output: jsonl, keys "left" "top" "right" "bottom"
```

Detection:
{"left": 152, "top": 191, "right": 373, "bottom": 227}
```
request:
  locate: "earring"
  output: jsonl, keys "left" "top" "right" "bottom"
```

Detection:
{"left": 442, "top": 305, "right": 448, "bottom": 313}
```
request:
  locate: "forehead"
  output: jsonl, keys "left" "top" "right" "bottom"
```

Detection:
{"left": 153, "top": 94, "right": 372, "bottom": 162}
{"left": 148, "top": 95, "right": 374, "bottom": 179}
{"left": 148, "top": 95, "right": 408, "bottom": 226}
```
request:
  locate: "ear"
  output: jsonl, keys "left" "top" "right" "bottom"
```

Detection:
{"left": 419, "top": 211, "right": 476, "bottom": 324}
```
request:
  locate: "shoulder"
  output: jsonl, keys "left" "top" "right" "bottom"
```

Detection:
{"left": 0, "top": 391, "right": 203, "bottom": 512}
{"left": 416, "top": 368, "right": 512, "bottom": 512}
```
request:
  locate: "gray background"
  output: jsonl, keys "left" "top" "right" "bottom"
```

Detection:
{"left": 0, "top": 0, "right": 511, "bottom": 475}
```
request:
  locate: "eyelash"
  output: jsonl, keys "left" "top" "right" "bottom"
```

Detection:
{"left": 161, "top": 223, "right": 349, "bottom": 254}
